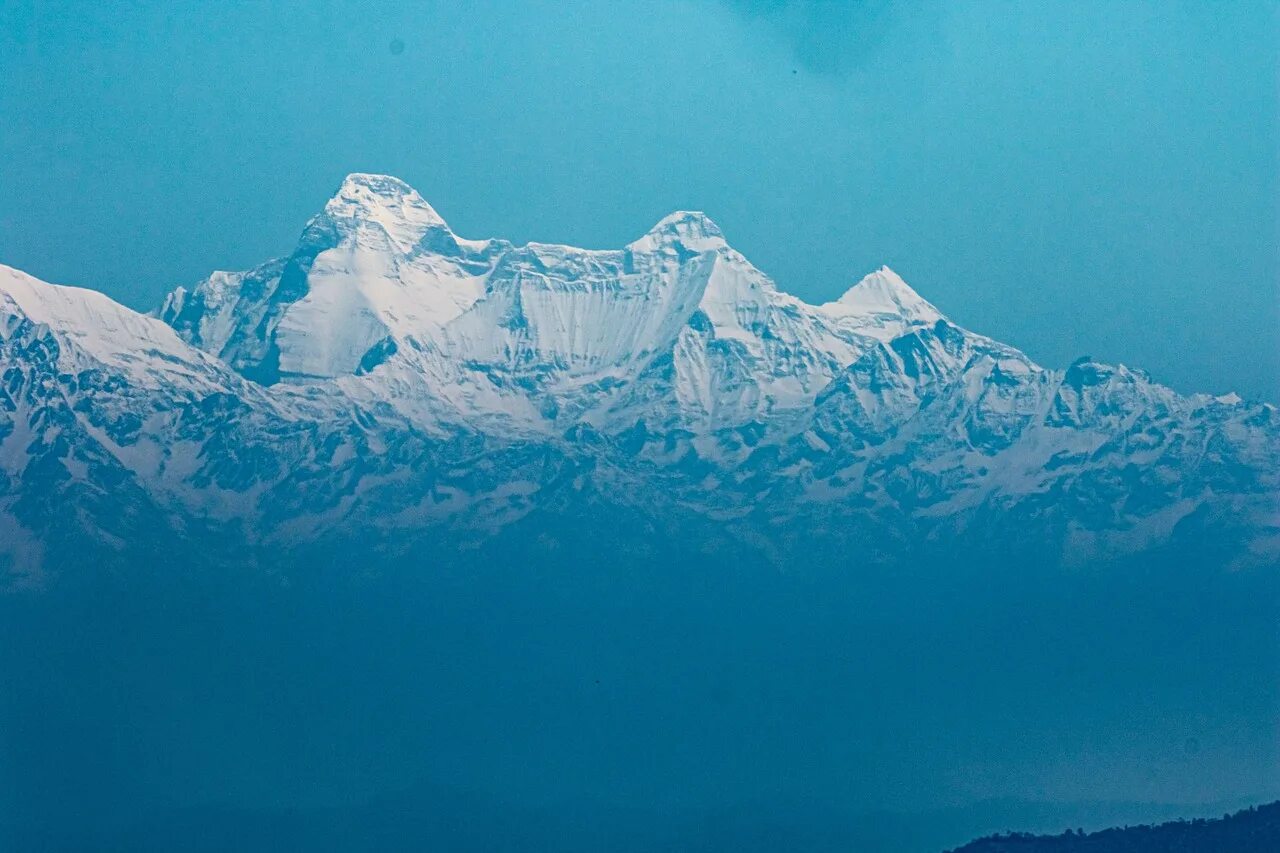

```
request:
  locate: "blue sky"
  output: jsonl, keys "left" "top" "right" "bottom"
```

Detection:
{"left": 1, "top": 0, "right": 1275, "bottom": 398}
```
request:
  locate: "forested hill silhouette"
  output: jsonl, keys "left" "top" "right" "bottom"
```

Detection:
{"left": 947, "top": 801, "right": 1280, "bottom": 853}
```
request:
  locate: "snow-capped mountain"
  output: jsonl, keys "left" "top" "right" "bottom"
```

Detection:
{"left": 2, "top": 173, "right": 1276, "bottom": 586}
{"left": 158, "top": 174, "right": 944, "bottom": 432}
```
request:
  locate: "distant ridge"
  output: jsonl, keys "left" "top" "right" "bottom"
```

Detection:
{"left": 946, "top": 801, "right": 1280, "bottom": 853}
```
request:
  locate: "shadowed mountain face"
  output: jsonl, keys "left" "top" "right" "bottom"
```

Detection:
{"left": 0, "top": 175, "right": 1276, "bottom": 850}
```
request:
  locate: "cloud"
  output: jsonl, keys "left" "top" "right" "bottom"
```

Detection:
{"left": 715, "top": 0, "right": 909, "bottom": 74}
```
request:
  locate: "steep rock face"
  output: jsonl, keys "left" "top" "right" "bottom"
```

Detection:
{"left": 1, "top": 174, "right": 1277, "bottom": 584}
{"left": 159, "top": 176, "right": 942, "bottom": 434}
{"left": 160, "top": 174, "right": 504, "bottom": 385}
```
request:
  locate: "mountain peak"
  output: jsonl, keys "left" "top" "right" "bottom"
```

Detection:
{"left": 824, "top": 266, "right": 942, "bottom": 326}
{"left": 318, "top": 173, "right": 449, "bottom": 250}
{"left": 630, "top": 210, "right": 726, "bottom": 253}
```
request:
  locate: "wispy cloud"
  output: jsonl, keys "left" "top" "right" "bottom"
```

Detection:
{"left": 714, "top": 0, "right": 912, "bottom": 74}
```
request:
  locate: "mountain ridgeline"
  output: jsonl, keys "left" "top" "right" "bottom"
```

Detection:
{"left": 948, "top": 801, "right": 1280, "bottom": 852}
{"left": 0, "top": 173, "right": 1276, "bottom": 586}
{"left": 2, "top": 175, "right": 1278, "bottom": 852}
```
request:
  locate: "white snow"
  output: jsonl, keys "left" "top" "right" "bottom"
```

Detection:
{"left": 0, "top": 264, "right": 224, "bottom": 389}
{"left": 1, "top": 173, "right": 1270, "bottom": 571}
{"left": 323, "top": 172, "right": 448, "bottom": 251}
{"left": 821, "top": 266, "right": 943, "bottom": 335}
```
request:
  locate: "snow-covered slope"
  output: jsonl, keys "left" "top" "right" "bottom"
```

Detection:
{"left": 159, "top": 174, "right": 502, "bottom": 385}
{"left": 160, "top": 174, "right": 940, "bottom": 434}
{"left": 2, "top": 265, "right": 227, "bottom": 389}
{"left": 2, "top": 174, "right": 1276, "bottom": 584}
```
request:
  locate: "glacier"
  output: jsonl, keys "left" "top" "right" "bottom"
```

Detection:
{"left": 0, "top": 172, "right": 1276, "bottom": 586}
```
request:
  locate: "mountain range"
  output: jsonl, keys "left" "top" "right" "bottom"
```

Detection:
{"left": 1, "top": 173, "right": 1276, "bottom": 586}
